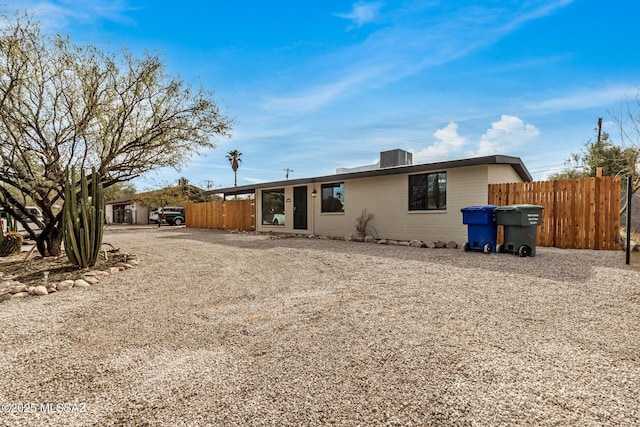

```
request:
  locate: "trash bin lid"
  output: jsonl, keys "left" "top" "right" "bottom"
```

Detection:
{"left": 494, "top": 204, "right": 544, "bottom": 212}
{"left": 460, "top": 205, "right": 498, "bottom": 212}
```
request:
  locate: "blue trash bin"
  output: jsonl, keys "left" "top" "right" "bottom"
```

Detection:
{"left": 461, "top": 205, "right": 498, "bottom": 254}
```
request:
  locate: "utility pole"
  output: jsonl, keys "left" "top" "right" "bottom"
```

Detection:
{"left": 284, "top": 168, "right": 293, "bottom": 180}
{"left": 204, "top": 180, "right": 214, "bottom": 190}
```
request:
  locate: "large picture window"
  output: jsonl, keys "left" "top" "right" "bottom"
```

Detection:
{"left": 321, "top": 182, "right": 344, "bottom": 213}
{"left": 262, "top": 189, "right": 285, "bottom": 225}
{"left": 408, "top": 172, "right": 446, "bottom": 211}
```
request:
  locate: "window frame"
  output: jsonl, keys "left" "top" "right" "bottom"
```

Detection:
{"left": 320, "top": 182, "right": 345, "bottom": 213}
{"left": 408, "top": 172, "right": 447, "bottom": 211}
{"left": 261, "top": 188, "right": 285, "bottom": 226}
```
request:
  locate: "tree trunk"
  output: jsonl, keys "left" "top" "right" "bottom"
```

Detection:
{"left": 36, "top": 223, "right": 64, "bottom": 257}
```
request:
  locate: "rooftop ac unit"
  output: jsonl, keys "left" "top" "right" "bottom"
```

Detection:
{"left": 380, "top": 149, "right": 412, "bottom": 168}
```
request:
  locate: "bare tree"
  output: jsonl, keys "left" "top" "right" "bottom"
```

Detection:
{"left": 0, "top": 13, "right": 232, "bottom": 256}
{"left": 613, "top": 94, "right": 640, "bottom": 200}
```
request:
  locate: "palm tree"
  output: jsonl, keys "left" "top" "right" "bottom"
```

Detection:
{"left": 226, "top": 150, "right": 243, "bottom": 187}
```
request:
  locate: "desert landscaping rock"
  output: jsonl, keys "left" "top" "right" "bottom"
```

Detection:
{"left": 33, "top": 285, "right": 48, "bottom": 296}
{"left": 114, "top": 262, "right": 133, "bottom": 269}
{"left": 81, "top": 275, "right": 99, "bottom": 284}
{"left": 0, "top": 227, "right": 638, "bottom": 426}
{"left": 57, "top": 280, "right": 74, "bottom": 291}
{"left": 10, "top": 284, "right": 26, "bottom": 294}
{"left": 10, "top": 291, "right": 29, "bottom": 299}
{"left": 73, "top": 279, "right": 91, "bottom": 288}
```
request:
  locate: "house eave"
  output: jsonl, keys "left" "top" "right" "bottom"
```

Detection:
{"left": 206, "top": 154, "right": 532, "bottom": 196}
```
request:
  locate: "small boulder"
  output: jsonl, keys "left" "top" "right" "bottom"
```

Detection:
{"left": 425, "top": 241, "right": 436, "bottom": 249}
{"left": 82, "top": 275, "right": 100, "bottom": 284}
{"left": 12, "top": 292, "right": 29, "bottom": 299}
{"left": 398, "top": 241, "right": 411, "bottom": 246}
{"left": 91, "top": 270, "right": 111, "bottom": 279}
{"left": 74, "top": 279, "right": 91, "bottom": 289}
{"left": 57, "top": 280, "right": 74, "bottom": 291}
{"left": 447, "top": 241, "right": 458, "bottom": 249}
{"left": 33, "top": 286, "right": 48, "bottom": 296}
{"left": 409, "top": 240, "right": 423, "bottom": 248}
{"left": 436, "top": 240, "right": 447, "bottom": 248}
{"left": 114, "top": 262, "right": 133, "bottom": 269}
{"left": 10, "top": 284, "right": 27, "bottom": 294}
{"left": 387, "top": 240, "right": 398, "bottom": 246}
{"left": 377, "top": 239, "right": 387, "bottom": 245}
{"left": 364, "top": 236, "right": 375, "bottom": 243}
{"left": 108, "top": 267, "right": 121, "bottom": 274}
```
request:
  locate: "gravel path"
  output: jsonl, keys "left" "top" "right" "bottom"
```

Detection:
{"left": 1, "top": 228, "right": 639, "bottom": 426}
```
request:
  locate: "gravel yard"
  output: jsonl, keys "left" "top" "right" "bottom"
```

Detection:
{"left": 1, "top": 227, "right": 639, "bottom": 426}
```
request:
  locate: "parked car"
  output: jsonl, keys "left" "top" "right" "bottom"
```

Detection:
{"left": 1, "top": 206, "right": 43, "bottom": 239}
{"left": 149, "top": 207, "right": 185, "bottom": 226}
{"left": 272, "top": 213, "right": 285, "bottom": 225}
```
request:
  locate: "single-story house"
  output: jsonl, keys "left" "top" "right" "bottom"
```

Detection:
{"left": 105, "top": 196, "right": 150, "bottom": 225}
{"left": 207, "top": 151, "right": 532, "bottom": 244}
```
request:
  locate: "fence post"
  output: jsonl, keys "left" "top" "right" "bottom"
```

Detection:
{"left": 626, "top": 176, "right": 632, "bottom": 265}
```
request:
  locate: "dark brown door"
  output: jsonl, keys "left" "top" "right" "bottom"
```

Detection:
{"left": 293, "top": 186, "right": 307, "bottom": 230}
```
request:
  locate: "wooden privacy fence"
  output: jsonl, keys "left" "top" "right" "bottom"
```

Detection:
{"left": 186, "top": 199, "right": 255, "bottom": 231}
{"left": 488, "top": 176, "right": 620, "bottom": 250}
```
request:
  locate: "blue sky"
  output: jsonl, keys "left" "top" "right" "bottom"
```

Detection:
{"left": 19, "top": 0, "right": 640, "bottom": 189}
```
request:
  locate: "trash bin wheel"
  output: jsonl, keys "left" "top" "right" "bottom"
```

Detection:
{"left": 462, "top": 242, "right": 470, "bottom": 252}
{"left": 518, "top": 245, "right": 531, "bottom": 257}
{"left": 496, "top": 244, "right": 504, "bottom": 253}
{"left": 483, "top": 242, "right": 492, "bottom": 254}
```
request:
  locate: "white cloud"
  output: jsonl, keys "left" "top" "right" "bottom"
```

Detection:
{"left": 18, "top": 0, "right": 135, "bottom": 31}
{"left": 527, "top": 85, "right": 636, "bottom": 113}
{"left": 477, "top": 115, "right": 540, "bottom": 156}
{"left": 412, "top": 122, "right": 468, "bottom": 163}
{"left": 263, "top": 2, "right": 574, "bottom": 117}
{"left": 260, "top": 66, "right": 386, "bottom": 113}
{"left": 336, "top": 1, "right": 383, "bottom": 28}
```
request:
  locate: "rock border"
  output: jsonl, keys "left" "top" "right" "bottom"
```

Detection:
{"left": 0, "top": 254, "right": 139, "bottom": 303}
{"left": 229, "top": 229, "right": 460, "bottom": 249}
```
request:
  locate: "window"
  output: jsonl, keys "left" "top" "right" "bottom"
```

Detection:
{"left": 321, "top": 182, "right": 344, "bottom": 213}
{"left": 408, "top": 172, "right": 446, "bottom": 210}
{"left": 262, "top": 189, "right": 285, "bottom": 225}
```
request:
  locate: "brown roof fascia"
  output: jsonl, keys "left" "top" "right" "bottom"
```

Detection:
{"left": 205, "top": 155, "right": 532, "bottom": 197}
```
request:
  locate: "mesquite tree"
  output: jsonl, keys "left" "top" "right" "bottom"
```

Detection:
{"left": 0, "top": 13, "right": 231, "bottom": 256}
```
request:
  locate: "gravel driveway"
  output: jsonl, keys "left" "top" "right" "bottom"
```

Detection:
{"left": 1, "top": 227, "right": 639, "bottom": 426}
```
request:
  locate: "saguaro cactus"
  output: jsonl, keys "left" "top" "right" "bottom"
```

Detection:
{"left": 63, "top": 167, "right": 104, "bottom": 268}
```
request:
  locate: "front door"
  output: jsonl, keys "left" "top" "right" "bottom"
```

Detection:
{"left": 293, "top": 186, "right": 308, "bottom": 230}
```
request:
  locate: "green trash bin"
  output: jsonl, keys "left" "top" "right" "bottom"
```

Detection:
{"left": 494, "top": 204, "right": 544, "bottom": 257}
